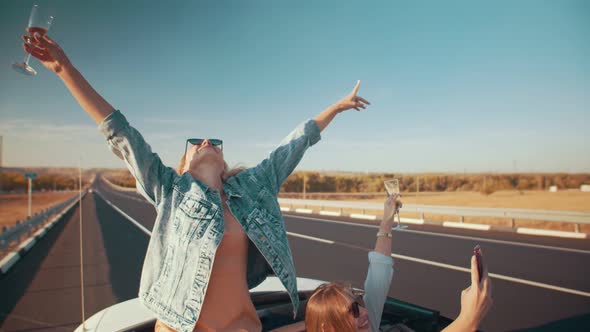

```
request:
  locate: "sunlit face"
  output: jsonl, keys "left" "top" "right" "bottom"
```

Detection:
{"left": 184, "top": 139, "right": 225, "bottom": 172}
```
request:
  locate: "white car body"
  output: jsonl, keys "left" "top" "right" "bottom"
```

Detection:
{"left": 74, "top": 276, "right": 325, "bottom": 332}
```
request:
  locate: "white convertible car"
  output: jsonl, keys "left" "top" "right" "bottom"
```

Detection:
{"left": 74, "top": 276, "right": 453, "bottom": 332}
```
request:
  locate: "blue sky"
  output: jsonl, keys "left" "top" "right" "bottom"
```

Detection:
{"left": 1, "top": 0, "right": 589, "bottom": 173}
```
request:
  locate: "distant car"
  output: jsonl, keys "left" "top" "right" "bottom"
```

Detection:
{"left": 74, "top": 276, "right": 453, "bottom": 332}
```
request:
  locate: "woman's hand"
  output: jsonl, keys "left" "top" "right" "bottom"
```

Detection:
{"left": 383, "top": 193, "right": 402, "bottom": 222}
{"left": 21, "top": 32, "right": 114, "bottom": 124}
{"left": 374, "top": 193, "right": 402, "bottom": 255}
{"left": 313, "top": 80, "right": 371, "bottom": 132}
{"left": 22, "top": 32, "right": 72, "bottom": 75}
{"left": 331, "top": 80, "right": 371, "bottom": 113}
{"left": 456, "top": 248, "right": 493, "bottom": 330}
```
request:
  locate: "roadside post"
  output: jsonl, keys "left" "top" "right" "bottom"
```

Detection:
{"left": 24, "top": 172, "right": 37, "bottom": 217}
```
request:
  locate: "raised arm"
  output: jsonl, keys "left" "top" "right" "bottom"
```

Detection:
{"left": 252, "top": 81, "right": 371, "bottom": 194}
{"left": 24, "top": 32, "right": 113, "bottom": 124}
{"left": 375, "top": 194, "right": 401, "bottom": 255}
{"left": 362, "top": 195, "right": 399, "bottom": 332}
{"left": 23, "top": 33, "right": 177, "bottom": 207}
{"left": 442, "top": 249, "right": 493, "bottom": 332}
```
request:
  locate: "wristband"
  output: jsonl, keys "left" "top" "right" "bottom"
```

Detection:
{"left": 376, "top": 231, "right": 392, "bottom": 238}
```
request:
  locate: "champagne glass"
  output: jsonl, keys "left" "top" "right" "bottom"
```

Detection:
{"left": 384, "top": 179, "right": 408, "bottom": 230}
{"left": 12, "top": 4, "right": 54, "bottom": 76}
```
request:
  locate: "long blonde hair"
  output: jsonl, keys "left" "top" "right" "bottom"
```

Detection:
{"left": 176, "top": 152, "right": 246, "bottom": 182}
{"left": 305, "top": 282, "right": 357, "bottom": 332}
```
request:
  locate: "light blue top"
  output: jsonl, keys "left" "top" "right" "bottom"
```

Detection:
{"left": 363, "top": 251, "right": 395, "bottom": 332}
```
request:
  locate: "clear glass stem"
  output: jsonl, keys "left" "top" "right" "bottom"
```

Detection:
{"left": 23, "top": 53, "right": 31, "bottom": 65}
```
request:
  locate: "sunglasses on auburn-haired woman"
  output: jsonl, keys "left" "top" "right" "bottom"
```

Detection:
{"left": 349, "top": 289, "right": 365, "bottom": 318}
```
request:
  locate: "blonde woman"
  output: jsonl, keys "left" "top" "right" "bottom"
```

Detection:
{"left": 23, "top": 32, "right": 370, "bottom": 332}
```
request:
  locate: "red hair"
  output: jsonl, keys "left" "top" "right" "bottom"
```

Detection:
{"left": 305, "top": 282, "right": 357, "bottom": 332}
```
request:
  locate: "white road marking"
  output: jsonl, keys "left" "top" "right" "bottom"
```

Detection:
{"left": 282, "top": 214, "right": 590, "bottom": 255}
{"left": 93, "top": 190, "right": 152, "bottom": 237}
{"left": 389, "top": 252, "right": 590, "bottom": 297}
{"left": 287, "top": 232, "right": 334, "bottom": 244}
{"left": 443, "top": 221, "right": 491, "bottom": 231}
{"left": 102, "top": 186, "right": 149, "bottom": 204}
{"left": 93, "top": 187, "right": 590, "bottom": 298}
{"left": 286, "top": 230, "right": 590, "bottom": 298}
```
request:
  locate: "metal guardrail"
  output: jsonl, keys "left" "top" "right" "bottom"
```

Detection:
{"left": 0, "top": 194, "right": 80, "bottom": 251}
{"left": 278, "top": 198, "right": 590, "bottom": 230}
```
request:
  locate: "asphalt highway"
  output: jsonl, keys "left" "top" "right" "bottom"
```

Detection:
{"left": 1, "top": 174, "right": 589, "bottom": 331}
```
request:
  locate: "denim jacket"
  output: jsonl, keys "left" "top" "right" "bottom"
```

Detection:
{"left": 98, "top": 110, "right": 321, "bottom": 332}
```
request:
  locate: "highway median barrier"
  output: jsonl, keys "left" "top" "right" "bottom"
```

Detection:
{"left": 516, "top": 228, "right": 588, "bottom": 239}
{"left": 279, "top": 198, "right": 589, "bottom": 239}
{"left": 350, "top": 213, "right": 378, "bottom": 220}
{"left": 102, "top": 176, "right": 137, "bottom": 192}
{"left": 0, "top": 190, "right": 89, "bottom": 276}
{"left": 0, "top": 252, "right": 20, "bottom": 274}
{"left": 17, "top": 237, "right": 37, "bottom": 254}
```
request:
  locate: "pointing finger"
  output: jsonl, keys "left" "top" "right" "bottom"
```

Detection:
{"left": 351, "top": 80, "right": 361, "bottom": 96}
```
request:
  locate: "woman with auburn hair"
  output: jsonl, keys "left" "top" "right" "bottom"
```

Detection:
{"left": 23, "top": 32, "right": 370, "bottom": 332}
{"left": 274, "top": 194, "right": 493, "bottom": 332}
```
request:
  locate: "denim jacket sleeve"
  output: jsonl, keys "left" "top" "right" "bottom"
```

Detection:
{"left": 98, "top": 109, "right": 178, "bottom": 207}
{"left": 252, "top": 119, "right": 321, "bottom": 194}
{"left": 363, "top": 251, "right": 395, "bottom": 332}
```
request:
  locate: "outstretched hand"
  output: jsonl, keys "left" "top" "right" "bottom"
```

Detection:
{"left": 383, "top": 193, "right": 402, "bottom": 222}
{"left": 22, "top": 32, "right": 71, "bottom": 75}
{"left": 332, "top": 80, "right": 371, "bottom": 113}
{"left": 457, "top": 248, "right": 493, "bottom": 330}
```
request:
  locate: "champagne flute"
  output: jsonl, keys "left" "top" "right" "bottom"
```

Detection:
{"left": 12, "top": 4, "right": 54, "bottom": 76}
{"left": 384, "top": 179, "right": 408, "bottom": 230}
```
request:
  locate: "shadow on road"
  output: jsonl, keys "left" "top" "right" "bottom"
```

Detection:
{"left": 93, "top": 194, "right": 150, "bottom": 302}
{"left": 0, "top": 206, "right": 77, "bottom": 326}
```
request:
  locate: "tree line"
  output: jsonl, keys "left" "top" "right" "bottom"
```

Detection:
{"left": 97, "top": 169, "right": 590, "bottom": 195}
{"left": 0, "top": 171, "right": 90, "bottom": 193}
{"left": 281, "top": 172, "right": 590, "bottom": 194}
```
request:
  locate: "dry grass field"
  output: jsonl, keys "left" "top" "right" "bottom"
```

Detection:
{"left": 0, "top": 191, "right": 78, "bottom": 228}
{"left": 368, "top": 190, "right": 590, "bottom": 212}
{"left": 282, "top": 190, "right": 590, "bottom": 211}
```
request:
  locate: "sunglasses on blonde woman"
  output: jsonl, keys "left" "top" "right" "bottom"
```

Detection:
{"left": 184, "top": 138, "right": 223, "bottom": 155}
